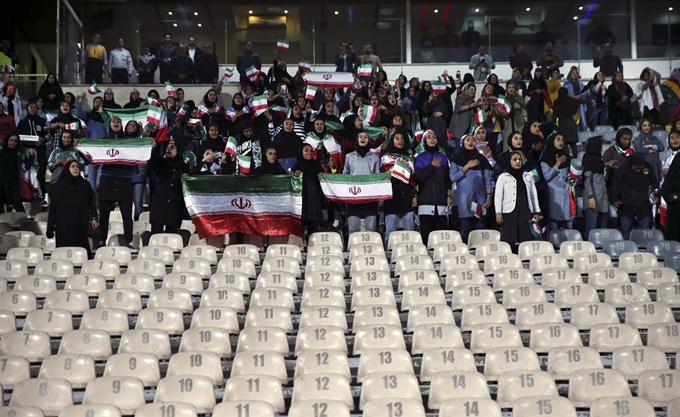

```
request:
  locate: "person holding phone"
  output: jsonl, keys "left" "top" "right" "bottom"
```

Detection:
{"left": 469, "top": 45, "right": 495, "bottom": 81}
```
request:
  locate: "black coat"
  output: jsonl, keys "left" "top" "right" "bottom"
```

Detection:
{"left": 46, "top": 174, "right": 97, "bottom": 256}
{"left": 149, "top": 154, "right": 189, "bottom": 228}
{"left": 195, "top": 53, "right": 219, "bottom": 84}
{"left": 17, "top": 115, "right": 48, "bottom": 162}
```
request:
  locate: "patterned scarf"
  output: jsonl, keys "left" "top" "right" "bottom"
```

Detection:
{"left": 614, "top": 144, "right": 633, "bottom": 156}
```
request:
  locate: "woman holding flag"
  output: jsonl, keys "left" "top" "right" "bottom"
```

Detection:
{"left": 343, "top": 131, "right": 380, "bottom": 233}
{"left": 540, "top": 132, "right": 574, "bottom": 230}
{"left": 47, "top": 101, "right": 83, "bottom": 151}
{"left": 450, "top": 134, "right": 493, "bottom": 242}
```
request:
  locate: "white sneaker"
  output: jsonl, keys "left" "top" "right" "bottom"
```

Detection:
{"left": 332, "top": 220, "right": 340, "bottom": 228}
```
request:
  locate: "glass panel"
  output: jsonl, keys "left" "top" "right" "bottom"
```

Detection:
{"left": 636, "top": 3, "right": 677, "bottom": 59}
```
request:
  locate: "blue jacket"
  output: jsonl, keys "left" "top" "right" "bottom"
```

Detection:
{"left": 541, "top": 162, "right": 572, "bottom": 221}
{"left": 414, "top": 150, "right": 451, "bottom": 206}
{"left": 76, "top": 102, "right": 107, "bottom": 139}
{"left": 450, "top": 163, "right": 492, "bottom": 218}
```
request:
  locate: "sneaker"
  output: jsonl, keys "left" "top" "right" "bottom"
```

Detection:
{"left": 332, "top": 220, "right": 341, "bottom": 228}
{"left": 40, "top": 198, "right": 49, "bottom": 208}
{"left": 125, "top": 243, "right": 135, "bottom": 250}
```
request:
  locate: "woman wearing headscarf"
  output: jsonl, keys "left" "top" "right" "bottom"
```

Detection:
{"left": 148, "top": 137, "right": 189, "bottom": 235}
{"left": 495, "top": 151, "right": 542, "bottom": 252}
{"left": 487, "top": 73, "right": 505, "bottom": 97}
{"left": 611, "top": 153, "right": 659, "bottom": 240}
{"left": 602, "top": 127, "right": 634, "bottom": 175}
{"left": 45, "top": 159, "right": 98, "bottom": 257}
{"left": 47, "top": 130, "right": 85, "bottom": 184}
{"left": 46, "top": 101, "right": 83, "bottom": 152}
{"left": 63, "top": 92, "right": 76, "bottom": 109}
{"left": 123, "top": 120, "right": 146, "bottom": 221}
{"left": 416, "top": 81, "right": 432, "bottom": 127}
{"left": 0, "top": 133, "right": 35, "bottom": 212}
{"left": 606, "top": 71, "right": 634, "bottom": 129}
{"left": 636, "top": 67, "right": 664, "bottom": 125}
{"left": 472, "top": 125, "right": 496, "bottom": 168}
{"left": 527, "top": 68, "right": 546, "bottom": 122}
{"left": 123, "top": 88, "right": 144, "bottom": 109}
{"left": 450, "top": 134, "right": 493, "bottom": 242}
{"left": 509, "top": 68, "right": 527, "bottom": 97}
{"left": 254, "top": 146, "right": 287, "bottom": 175}
{"left": 552, "top": 87, "right": 580, "bottom": 157}
{"left": 449, "top": 82, "right": 477, "bottom": 142}
{"left": 271, "top": 118, "right": 303, "bottom": 172}
{"left": 584, "top": 72, "right": 608, "bottom": 131}
{"left": 224, "top": 93, "right": 251, "bottom": 138}
{"left": 17, "top": 99, "right": 48, "bottom": 206}
{"left": 662, "top": 129, "right": 680, "bottom": 179}
{"left": 582, "top": 136, "right": 609, "bottom": 239}
{"left": 662, "top": 68, "right": 680, "bottom": 125}
{"left": 423, "top": 87, "right": 451, "bottom": 150}
{"left": 660, "top": 129, "right": 680, "bottom": 241}
{"left": 415, "top": 130, "right": 451, "bottom": 243}
{"left": 102, "top": 88, "right": 122, "bottom": 109}
{"left": 37, "top": 73, "right": 64, "bottom": 113}
{"left": 343, "top": 131, "right": 380, "bottom": 233}
{"left": 501, "top": 81, "right": 527, "bottom": 148}
{"left": 292, "top": 143, "right": 325, "bottom": 235}
{"left": 495, "top": 131, "right": 535, "bottom": 176}
{"left": 200, "top": 88, "right": 224, "bottom": 133}
{"left": 380, "top": 127, "right": 416, "bottom": 247}
{"left": 540, "top": 132, "right": 573, "bottom": 230}
{"left": 563, "top": 67, "right": 588, "bottom": 131}
{"left": 633, "top": 118, "right": 664, "bottom": 181}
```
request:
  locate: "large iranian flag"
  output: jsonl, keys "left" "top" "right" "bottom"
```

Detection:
{"left": 76, "top": 138, "right": 154, "bottom": 165}
{"left": 183, "top": 175, "right": 303, "bottom": 238}
{"left": 103, "top": 107, "right": 149, "bottom": 126}
{"left": 319, "top": 173, "right": 393, "bottom": 203}
{"left": 303, "top": 71, "right": 355, "bottom": 88}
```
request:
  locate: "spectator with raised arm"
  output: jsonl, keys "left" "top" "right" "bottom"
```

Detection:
{"left": 334, "top": 41, "right": 357, "bottom": 73}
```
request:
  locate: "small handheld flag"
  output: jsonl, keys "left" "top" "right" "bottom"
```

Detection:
{"left": 391, "top": 160, "right": 411, "bottom": 184}
{"left": 177, "top": 104, "right": 189, "bottom": 120}
{"left": 473, "top": 109, "right": 487, "bottom": 125}
{"left": 569, "top": 160, "right": 583, "bottom": 180}
{"left": 146, "top": 106, "right": 163, "bottom": 126}
{"left": 237, "top": 154, "right": 251, "bottom": 174}
{"left": 361, "top": 105, "right": 377, "bottom": 124}
{"left": 299, "top": 61, "right": 312, "bottom": 72}
{"left": 467, "top": 201, "right": 487, "bottom": 221}
{"left": 225, "top": 136, "right": 238, "bottom": 161}
{"left": 147, "top": 97, "right": 161, "bottom": 107}
{"left": 432, "top": 82, "right": 447, "bottom": 93}
{"left": 245, "top": 66, "right": 259, "bottom": 83}
{"left": 87, "top": 84, "right": 101, "bottom": 95}
{"left": 358, "top": 64, "right": 373, "bottom": 77}
{"left": 223, "top": 68, "right": 234, "bottom": 79}
{"left": 305, "top": 85, "right": 318, "bottom": 101}
{"left": 64, "top": 121, "right": 80, "bottom": 131}
{"left": 165, "top": 82, "right": 177, "bottom": 98}
{"left": 276, "top": 39, "right": 290, "bottom": 51}
{"left": 530, "top": 218, "right": 547, "bottom": 237}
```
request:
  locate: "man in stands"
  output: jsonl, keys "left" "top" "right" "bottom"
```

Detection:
{"left": 171, "top": 45, "right": 194, "bottom": 84}
{"left": 469, "top": 44, "right": 495, "bottom": 81}
{"left": 334, "top": 41, "right": 356, "bottom": 73}
{"left": 236, "top": 40, "right": 262, "bottom": 87}
{"left": 593, "top": 43, "right": 623, "bottom": 79}
{"left": 186, "top": 36, "right": 203, "bottom": 66}
{"left": 194, "top": 43, "right": 219, "bottom": 84}
{"left": 80, "top": 34, "right": 107, "bottom": 84}
{"left": 355, "top": 43, "right": 383, "bottom": 83}
{"left": 536, "top": 41, "right": 563, "bottom": 80}
{"left": 108, "top": 37, "right": 134, "bottom": 84}
{"left": 157, "top": 33, "right": 178, "bottom": 83}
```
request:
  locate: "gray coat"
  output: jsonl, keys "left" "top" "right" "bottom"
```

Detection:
{"left": 343, "top": 151, "right": 380, "bottom": 175}
{"left": 541, "top": 162, "right": 572, "bottom": 221}
{"left": 468, "top": 54, "right": 496, "bottom": 81}
{"left": 583, "top": 171, "right": 609, "bottom": 213}
{"left": 449, "top": 96, "right": 474, "bottom": 140}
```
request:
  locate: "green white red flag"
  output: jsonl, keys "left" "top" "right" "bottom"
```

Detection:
{"left": 303, "top": 71, "right": 355, "bottom": 88}
{"left": 104, "top": 107, "right": 149, "bottom": 126}
{"left": 358, "top": 65, "right": 372, "bottom": 77}
{"left": 224, "top": 68, "right": 234, "bottom": 78}
{"left": 87, "top": 83, "right": 102, "bottom": 94}
{"left": 299, "top": 61, "right": 312, "bottom": 72}
{"left": 432, "top": 82, "right": 447, "bottom": 93}
{"left": 318, "top": 173, "right": 393, "bottom": 203}
{"left": 473, "top": 109, "right": 487, "bottom": 125}
{"left": 246, "top": 66, "right": 259, "bottom": 82}
{"left": 165, "top": 82, "right": 177, "bottom": 98}
{"left": 225, "top": 136, "right": 238, "bottom": 161}
{"left": 76, "top": 138, "right": 154, "bottom": 165}
{"left": 305, "top": 85, "right": 318, "bottom": 101}
{"left": 467, "top": 200, "right": 487, "bottom": 221}
{"left": 569, "top": 160, "right": 583, "bottom": 180}
{"left": 497, "top": 95, "right": 511, "bottom": 116}
{"left": 182, "top": 175, "right": 303, "bottom": 238}
{"left": 276, "top": 39, "right": 290, "bottom": 50}
{"left": 237, "top": 154, "right": 251, "bottom": 174}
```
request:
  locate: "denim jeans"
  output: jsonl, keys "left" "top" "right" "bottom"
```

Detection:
{"left": 348, "top": 215, "right": 376, "bottom": 234}
{"left": 87, "top": 165, "right": 102, "bottom": 192}
{"left": 584, "top": 209, "right": 608, "bottom": 243}
{"left": 460, "top": 217, "right": 484, "bottom": 243}
{"left": 620, "top": 215, "right": 652, "bottom": 240}
{"left": 133, "top": 180, "right": 146, "bottom": 221}
{"left": 384, "top": 212, "right": 416, "bottom": 247}
{"left": 549, "top": 219, "right": 574, "bottom": 231}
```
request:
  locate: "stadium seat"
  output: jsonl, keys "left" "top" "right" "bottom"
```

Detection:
{"left": 0, "top": 235, "right": 19, "bottom": 255}
{"left": 348, "top": 231, "right": 382, "bottom": 249}
{"left": 97, "top": 289, "right": 143, "bottom": 314}
{"left": 636, "top": 267, "right": 678, "bottom": 289}
{"left": 0, "top": 260, "right": 29, "bottom": 281}
{"left": 0, "top": 291, "right": 36, "bottom": 315}
{"left": 665, "top": 252, "right": 680, "bottom": 273}
{"left": 350, "top": 285, "right": 396, "bottom": 311}
{"left": 171, "top": 257, "right": 211, "bottom": 278}
{"left": 588, "top": 267, "right": 630, "bottom": 290}
{"left": 590, "top": 397, "right": 655, "bottom": 417}
{"left": 209, "top": 271, "right": 251, "bottom": 294}
{"left": 301, "top": 287, "right": 346, "bottom": 311}
{"left": 460, "top": 303, "right": 509, "bottom": 332}
{"left": 624, "top": 301, "right": 674, "bottom": 329}
{"left": 23, "top": 309, "right": 72, "bottom": 336}
{"left": 136, "top": 307, "right": 185, "bottom": 335}
{"left": 306, "top": 255, "right": 345, "bottom": 274}
{"left": 189, "top": 307, "right": 239, "bottom": 333}
{"left": 594, "top": 125, "right": 614, "bottom": 135}
{"left": 5, "top": 232, "right": 33, "bottom": 249}
{"left": 266, "top": 244, "right": 303, "bottom": 263}
{"left": 390, "top": 241, "right": 427, "bottom": 263}
{"left": 127, "top": 258, "right": 165, "bottom": 279}
{"left": 58, "top": 405, "right": 121, "bottom": 417}
{"left": 180, "top": 245, "right": 218, "bottom": 265}
{"left": 518, "top": 240, "right": 555, "bottom": 261}
{"left": 236, "top": 326, "right": 290, "bottom": 357}
{"left": 475, "top": 241, "right": 512, "bottom": 258}
{"left": 589, "top": 228, "right": 624, "bottom": 248}
{"left": 306, "top": 244, "right": 344, "bottom": 258}
{"left": 359, "top": 371, "right": 421, "bottom": 410}
{"left": 629, "top": 228, "right": 664, "bottom": 249}
{"left": 0, "top": 355, "right": 30, "bottom": 389}
{"left": 223, "top": 244, "right": 261, "bottom": 265}
{"left": 589, "top": 323, "right": 642, "bottom": 353}
{"left": 261, "top": 256, "right": 301, "bottom": 277}
{"left": 292, "top": 373, "right": 354, "bottom": 409}
{"left": 432, "top": 241, "right": 469, "bottom": 263}
{"left": 514, "top": 302, "right": 564, "bottom": 331}
{"left": 419, "top": 347, "right": 476, "bottom": 382}
{"left": 14, "top": 275, "right": 57, "bottom": 297}
{"left": 394, "top": 255, "right": 434, "bottom": 276}
{"left": 570, "top": 302, "right": 619, "bottom": 329}
{"left": 65, "top": 274, "right": 106, "bottom": 296}
{"left": 154, "top": 376, "right": 216, "bottom": 413}
{"left": 568, "top": 369, "right": 631, "bottom": 407}
{"left": 603, "top": 282, "right": 650, "bottom": 307}
{"left": 349, "top": 255, "right": 390, "bottom": 275}
{"left": 250, "top": 287, "right": 295, "bottom": 311}
{"left": 529, "top": 253, "right": 569, "bottom": 274}
{"left": 163, "top": 272, "right": 204, "bottom": 295}
{"left": 637, "top": 370, "right": 680, "bottom": 406}
{"left": 601, "top": 240, "right": 638, "bottom": 260}
{"left": 529, "top": 323, "right": 583, "bottom": 353}
{"left": 612, "top": 346, "right": 669, "bottom": 380}
{"left": 118, "top": 329, "right": 172, "bottom": 360}
{"left": 10, "top": 378, "right": 73, "bottom": 416}
{"left": 257, "top": 271, "right": 299, "bottom": 293}
{"left": 559, "top": 240, "right": 596, "bottom": 260}
{"left": 166, "top": 351, "right": 224, "bottom": 385}
{"left": 618, "top": 252, "right": 658, "bottom": 273}
{"left": 439, "top": 398, "right": 501, "bottom": 417}
{"left": 502, "top": 284, "right": 547, "bottom": 308}
{"left": 289, "top": 400, "right": 350, "bottom": 417}
{"left": 547, "top": 346, "right": 604, "bottom": 380}
{"left": 0, "top": 407, "right": 45, "bottom": 417}
{"left": 547, "top": 229, "right": 583, "bottom": 248}
{"left": 444, "top": 269, "right": 486, "bottom": 291}
{"left": 178, "top": 327, "right": 232, "bottom": 358}
{"left": 387, "top": 230, "right": 423, "bottom": 250}
{"left": 496, "top": 370, "right": 559, "bottom": 408}
{"left": 81, "top": 259, "right": 122, "bottom": 279}
{"left": 148, "top": 288, "right": 193, "bottom": 313}
{"left": 293, "top": 350, "right": 351, "bottom": 381}
{"left": 406, "top": 304, "right": 455, "bottom": 332}
{"left": 647, "top": 240, "right": 680, "bottom": 259}
{"left": 439, "top": 254, "right": 479, "bottom": 275}
{"left": 27, "top": 236, "right": 55, "bottom": 254}
{"left": 492, "top": 268, "right": 534, "bottom": 291}
{"left": 483, "top": 347, "right": 541, "bottom": 381}
{"left": 308, "top": 231, "right": 344, "bottom": 247}
{"left": 353, "top": 325, "right": 406, "bottom": 355}
{"left": 398, "top": 269, "right": 440, "bottom": 292}
{"left": 304, "top": 306, "right": 350, "bottom": 330}
{"left": 50, "top": 247, "right": 88, "bottom": 267}
{"left": 0, "top": 212, "right": 28, "bottom": 227}
{"left": 657, "top": 282, "right": 680, "bottom": 307}
{"left": 217, "top": 256, "right": 257, "bottom": 278}
{"left": 6, "top": 247, "right": 44, "bottom": 267}
{"left": 411, "top": 324, "right": 465, "bottom": 355}
{"left": 80, "top": 308, "right": 129, "bottom": 336}
{"left": 95, "top": 245, "right": 132, "bottom": 266}
{"left": 451, "top": 284, "right": 496, "bottom": 309}
{"left": 349, "top": 244, "right": 385, "bottom": 264}
{"left": 513, "top": 396, "right": 577, "bottom": 417}
{"left": 401, "top": 285, "right": 446, "bottom": 311}
{"left": 554, "top": 283, "right": 599, "bottom": 308}
{"left": 469, "top": 324, "right": 522, "bottom": 354}
{"left": 223, "top": 375, "right": 285, "bottom": 413}
{"left": 350, "top": 270, "right": 391, "bottom": 292}
{"left": 357, "top": 349, "right": 414, "bottom": 383}
{"left": 427, "top": 230, "right": 463, "bottom": 249}
{"left": 231, "top": 351, "right": 287, "bottom": 383}
{"left": 468, "top": 229, "right": 500, "bottom": 249}
{"left": 212, "top": 401, "right": 272, "bottom": 417}
{"left": 572, "top": 252, "right": 613, "bottom": 272}
{"left": 58, "top": 329, "right": 112, "bottom": 360}
{"left": 245, "top": 306, "right": 293, "bottom": 333}
{"left": 44, "top": 289, "right": 90, "bottom": 315}
{"left": 104, "top": 352, "right": 161, "bottom": 387}
{"left": 428, "top": 371, "right": 489, "bottom": 409}
{"left": 38, "top": 354, "right": 96, "bottom": 389}
{"left": 483, "top": 253, "right": 523, "bottom": 275}
{"left": 148, "top": 233, "right": 184, "bottom": 251}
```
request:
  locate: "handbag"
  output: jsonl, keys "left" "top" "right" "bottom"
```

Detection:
{"left": 86, "top": 213, "right": 101, "bottom": 239}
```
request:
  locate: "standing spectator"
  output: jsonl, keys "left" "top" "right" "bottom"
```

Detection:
{"left": 610, "top": 153, "right": 658, "bottom": 240}
{"left": 236, "top": 40, "right": 262, "bottom": 86}
{"left": 468, "top": 45, "right": 495, "bottom": 81}
{"left": 603, "top": 128, "right": 634, "bottom": 174}
{"left": 102, "top": 88, "right": 122, "bottom": 109}
{"left": 17, "top": 99, "right": 48, "bottom": 206}
{"left": 0, "top": 83, "right": 22, "bottom": 125}
{"left": 606, "top": 71, "right": 634, "bottom": 129}
{"left": 419, "top": 27, "right": 436, "bottom": 63}
{"left": 509, "top": 68, "right": 528, "bottom": 96}
{"left": 582, "top": 136, "right": 610, "bottom": 240}
{"left": 662, "top": 68, "right": 680, "bottom": 124}
{"left": 334, "top": 41, "right": 357, "bottom": 73}
{"left": 291, "top": 143, "right": 325, "bottom": 235}
{"left": 461, "top": 20, "right": 483, "bottom": 57}
{"left": 633, "top": 119, "right": 664, "bottom": 181}
{"left": 157, "top": 33, "right": 178, "bottom": 84}
{"left": 171, "top": 45, "right": 194, "bottom": 84}
{"left": 536, "top": 42, "right": 563, "bottom": 80}
{"left": 540, "top": 132, "right": 573, "bottom": 230}
{"left": 501, "top": 82, "right": 528, "bottom": 143}
{"left": 75, "top": 93, "right": 106, "bottom": 191}
{"left": 186, "top": 36, "right": 203, "bottom": 64}
{"left": 148, "top": 137, "right": 189, "bottom": 234}
{"left": 46, "top": 160, "right": 98, "bottom": 257}
{"left": 660, "top": 129, "right": 680, "bottom": 241}
{"left": 194, "top": 43, "right": 218, "bottom": 84}
{"left": 414, "top": 130, "right": 451, "bottom": 243}
{"left": 343, "top": 132, "right": 380, "bottom": 233}
{"left": 136, "top": 43, "right": 157, "bottom": 85}
{"left": 0, "top": 40, "right": 18, "bottom": 68}
{"left": 80, "top": 34, "right": 107, "bottom": 85}
{"left": 108, "top": 37, "right": 134, "bottom": 84}
{"left": 449, "top": 82, "right": 477, "bottom": 140}
{"left": 593, "top": 43, "right": 623, "bottom": 78}
{"left": 584, "top": 72, "right": 608, "bottom": 130}
{"left": 37, "top": 74, "right": 64, "bottom": 113}
{"left": 636, "top": 67, "right": 664, "bottom": 125}
{"left": 355, "top": 43, "right": 384, "bottom": 82}
{"left": 552, "top": 87, "right": 580, "bottom": 157}
{"left": 0, "top": 133, "right": 34, "bottom": 213}
{"left": 509, "top": 43, "right": 533, "bottom": 80}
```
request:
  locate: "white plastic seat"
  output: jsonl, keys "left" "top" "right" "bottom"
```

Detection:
{"left": 231, "top": 351, "right": 287, "bottom": 383}
{"left": 428, "top": 230, "right": 463, "bottom": 249}
{"left": 190, "top": 307, "right": 239, "bottom": 333}
{"left": 212, "top": 401, "right": 272, "bottom": 417}
{"left": 127, "top": 258, "right": 165, "bottom": 279}
{"left": 95, "top": 246, "right": 132, "bottom": 266}
{"left": 261, "top": 256, "right": 301, "bottom": 277}
{"left": 568, "top": 369, "right": 632, "bottom": 407}
{"left": 58, "top": 329, "right": 112, "bottom": 360}
{"left": 554, "top": 283, "right": 599, "bottom": 308}
{"left": 439, "top": 254, "right": 479, "bottom": 275}
{"left": 293, "top": 349, "right": 351, "bottom": 381}
{"left": 155, "top": 376, "right": 216, "bottom": 413}
{"left": 256, "top": 271, "right": 298, "bottom": 293}
{"left": 388, "top": 230, "right": 423, "bottom": 250}
{"left": 162, "top": 272, "right": 204, "bottom": 295}
{"left": 292, "top": 373, "right": 354, "bottom": 409}
{"left": 178, "top": 327, "right": 232, "bottom": 358}
{"left": 529, "top": 323, "right": 583, "bottom": 353}
{"left": 64, "top": 274, "right": 106, "bottom": 297}
{"left": 349, "top": 244, "right": 385, "bottom": 264}
{"left": 0, "top": 331, "right": 52, "bottom": 362}
{"left": 618, "top": 252, "right": 658, "bottom": 273}
{"left": 136, "top": 307, "right": 185, "bottom": 335}
{"left": 14, "top": 275, "right": 57, "bottom": 297}
{"left": 540, "top": 268, "right": 582, "bottom": 290}
{"left": 469, "top": 324, "right": 522, "bottom": 354}
{"left": 636, "top": 267, "right": 678, "bottom": 289}
{"left": 289, "top": 400, "right": 350, "bottom": 417}
{"left": 484, "top": 347, "right": 541, "bottom": 381}
{"left": 295, "top": 325, "right": 347, "bottom": 355}
{"left": 81, "top": 259, "right": 122, "bottom": 279}
{"left": 518, "top": 240, "right": 555, "bottom": 261}
{"left": 428, "top": 371, "right": 489, "bottom": 409}
{"left": 224, "top": 244, "right": 260, "bottom": 265}
{"left": 80, "top": 308, "right": 129, "bottom": 336}
{"left": 357, "top": 349, "right": 414, "bottom": 383}
{"left": 208, "top": 272, "right": 251, "bottom": 294}
{"left": 589, "top": 323, "right": 642, "bottom": 353}
{"left": 148, "top": 288, "right": 193, "bottom": 313}
{"left": 6, "top": 247, "right": 44, "bottom": 267}
{"left": 353, "top": 325, "right": 406, "bottom": 355}
{"left": 588, "top": 267, "right": 630, "bottom": 290}
{"left": 180, "top": 245, "right": 218, "bottom": 265}
{"left": 50, "top": 247, "right": 88, "bottom": 267}
{"left": 491, "top": 268, "right": 534, "bottom": 291}
{"left": 401, "top": 285, "right": 446, "bottom": 311}
{"left": 0, "top": 260, "right": 29, "bottom": 281}
{"left": 236, "top": 326, "right": 290, "bottom": 357}
{"left": 223, "top": 375, "right": 285, "bottom": 412}
{"left": 349, "top": 255, "right": 390, "bottom": 275}
{"left": 266, "top": 244, "right": 302, "bottom": 263}
{"left": 350, "top": 270, "right": 391, "bottom": 292}
{"left": 389, "top": 242, "right": 428, "bottom": 263}
{"left": 0, "top": 234, "right": 19, "bottom": 254}
{"left": 411, "top": 324, "right": 465, "bottom": 355}
{"left": 245, "top": 306, "right": 293, "bottom": 333}
{"left": 638, "top": 370, "right": 680, "bottom": 406}
{"left": 460, "top": 303, "right": 509, "bottom": 332}
{"left": 27, "top": 236, "right": 55, "bottom": 254}
{"left": 476, "top": 241, "right": 512, "bottom": 259}
{"left": 350, "top": 285, "right": 395, "bottom": 311}
{"left": 97, "top": 289, "right": 143, "bottom": 314}
{"left": 398, "top": 269, "right": 440, "bottom": 292}
{"left": 529, "top": 253, "right": 569, "bottom": 274}
{"left": 625, "top": 301, "right": 674, "bottom": 329}
{"left": 166, "top": 351, "right": 224, "bottom": 385}
{"left": 406, "top": 304, "right": 455, "bottom": 332}
{"left": 0, "top": 407, "right": 45, "bottom": 417}
{"left": 0, "top": 291, "right": 36, "bottom": 315}
{"left": 496, "top": 370, "right": 559, "bottom": 408}
{"left": 39, "top": 354, "right": 96, "bottom": 389}
{"left": 604, "top": 282, "right": 651, "bottom": 307}
{"left": 468, "top": 229, "right": 500, "bottom": 249}
{"left": 104, "top": 352, "right": 161, "bottom": 387}
{"left": 560, "top": 240, "right": 597, "bottom": 260}
{"left": 148, "top": 233, "right": 184, "bottom": 251}
{"left": 217, "top": 256, "right": 257, "bottom": 278}
{"left": 171, "top": 258, "right": 211, "bottom": 278}
{"left": 306, "top": 244, "right": 343, "bottom": 259}
{"left": 502, "top": 284, "right": 547, "bottom": 308}
{"left": 199, "top": 288, "right": 245, "bottom": 313}
{"left": 301, "top": 286, "right": 346, "bottom": 311}
{"left": 438, "top": 398, "right": 501, "bottom": 417}
{"left": 570, "top": 302, "right": 619, "bottom": 329}
{"left": 302, "top": 306, "right": 349, "bottom": 331}
{"left": 0, "top": 212, "right": 28, "bottom": 227}
{"left": 58, "top": 405, "right": 121, "bottom": 417}
{"left": 573, "top": 252, "right": 613, "bottom": 273}
{"left": 10, "top": 378, "right": 73, "bottom": 416}
{"left": 612, "top": 346, "right": 669, "bottom": 380}
{"left": 119, "top": 329, "right": 172, "bottom": 360}
{"left": 249, "top": 287, "right": 295, "bottom": 311}
{"left": 348, "top": 231, "right": 382, "bottom": 248}
{"left": 84, "top": 376, "right": 146, "bottom": 415}
{"left": 359, "top": 371, "right": 421, "bottom": 410}
{"left": 113, "top": 273, "right": 155, "bottom": 296}
{"left": 590, "top": 397, "right": 655, "bottom": 417}
{"left": 432, "top": 241, "right": 469, "bottom": 263}
{"left": 308, "top": 231, "right": 344, "bottom": 247}
{"left": 419, "top": 347, "right": 476, "bottom": 382}
{"left": 394, "top": 255, "right": 434, "bottom": 276}
{"left": 23, "top": 309, "right": 73, "bottom": 336}
{"left": 44, "top": 289, "right": 90, "bottom": 315}
{"left": 306, "top": 256, "right": 345, "bottom": 274}
{"left": 657, "top": 282, "right": 680, "bottom": 307}
{"left": 547, "top": 346, "right": 604, "bottom": 380}
{"left": 514, "top": 302, "right": 564, "bottom": 331}
{"left": 444, "top": 269, "right": 486, "bottom": 291}
{"left": 0, "top": 355, "right": 30, "bottom": 389}
{"left": 513, "top": 396, "right": 577, "bottom": 417}
{"left": 451, "top": 284, "right": 496, "bottom": 310}
{"left": 483, "top": 254, "right": 523, "bottom": 275}
{"left": 0, "top": 310, "right": 15, "bottom": 336}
